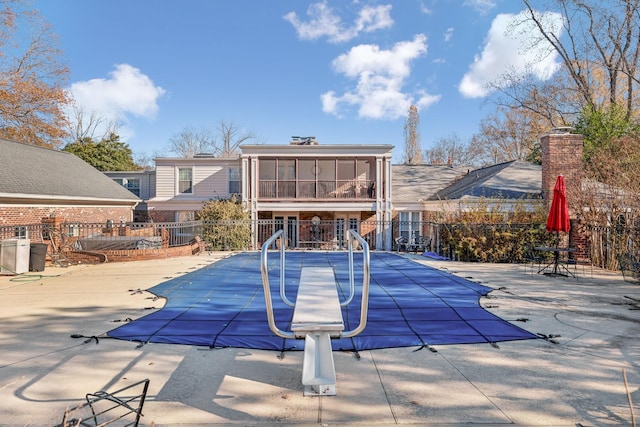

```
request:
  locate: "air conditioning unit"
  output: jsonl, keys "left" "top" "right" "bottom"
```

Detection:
{"left": 1, "top": 239, "right": 30, "bottom": 275}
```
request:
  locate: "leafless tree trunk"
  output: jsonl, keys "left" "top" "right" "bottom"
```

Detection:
{"left": 168, "top": 126, "right": 215, "bottom": 157}
{"left": 213, "top": 120, "right": 255, "bottom": 158}
{"left": 403, "top": 105, "right": 424, "bottom": 165}
{"left": 425, "top": 134, "right": 476, "bottom": 167}
{"left": 509, "top": 0, "right": 640, "bottom": 122}
{"left": 66, "top": 104, "right": 121, "bottom": 143}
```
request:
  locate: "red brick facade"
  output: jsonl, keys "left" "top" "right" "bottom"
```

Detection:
{"left": 0, "top": 206, "right": 133, "bottom": 227}
{"left": 540, "top": 132, "right": 583, "bottom": 210}
{"left": 148, "top": 210, "right": 176, "bottom": 223}
{"left": 541, "top": 132, "right": 588, "bottom": 259}
{"left": 65, "top": 244, "right": 205, "bottom": 264}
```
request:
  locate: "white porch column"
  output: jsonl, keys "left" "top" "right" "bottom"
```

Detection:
{"left": 374, "top": 156, "right": 393, "bottom": 251}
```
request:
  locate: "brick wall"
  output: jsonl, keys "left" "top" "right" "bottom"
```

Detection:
{"left": 540, "top": 132, "right": 583, "bottom": 209}
{"left": 0, "top": 206, "right": 133, "bottom": 227}
{"left": 67, "top": 244, "right": 200, "bottom": 263}
{"left": 148, "top": 210, "right": 175, "bottom": 223}
{"left": 541, "top": 132, "right": 587, "bottom": 258}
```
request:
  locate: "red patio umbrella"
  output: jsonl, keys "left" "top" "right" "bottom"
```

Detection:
{"left": 546, "top": 175, "right": 570, "bottom": 235}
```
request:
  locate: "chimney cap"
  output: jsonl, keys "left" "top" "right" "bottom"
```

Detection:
{"left": 290, "top": 136, "right": 318, "bottom": 145}
{"left": 550, "top": 126, "right": 574, "bottom": 134}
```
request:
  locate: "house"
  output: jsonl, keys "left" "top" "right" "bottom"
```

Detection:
{"left": 431, "top": 160, "right": 542, "bottom": 210}
{"left": 240, "top": 139, "right": 394, "bottom": 250}
{"left": 99, "top": 131, "right": 574, "bottom": 253}
{"left": 0, "top": 138, "right": 140, "bottom": 229}
{"left": 146, "top": 154, "right": 241, "bottom": 222}
{"left": 104, "top": 170, "right": 156, "bottom": 221}
{"left": 391, "top": 163, "right": 469, "bottom": 240}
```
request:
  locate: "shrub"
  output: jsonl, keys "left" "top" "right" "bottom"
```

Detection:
{"left": 197, "top": 196, "right": 251, "bottom": 250}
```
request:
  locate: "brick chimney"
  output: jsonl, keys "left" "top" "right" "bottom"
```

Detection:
{"left": 540, "top": 130, "right": 583, "bottom": 211}
{"left": 541, "top": 130, "right": 587, "bottom": 257}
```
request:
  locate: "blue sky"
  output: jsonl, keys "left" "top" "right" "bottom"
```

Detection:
{"left": 34, "top": 0, "right": 562, "bottom": 162}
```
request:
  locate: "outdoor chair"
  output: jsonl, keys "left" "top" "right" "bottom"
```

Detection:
{"left": 412, "top": 235, "right": 432, "bottom": 253}
{"left": 564, "top": 257, "right": 593, "bottom": 279}
{"left": 523, "top": 246, "right": 545, "bottom": 275}
{"left": 395, "top": 236, "right": 408, "bottom": 252}
{"left": 618, "top": 253, "right": 640, "bottom": 283}
{"left": 57, "top": 379, "right": 149, "bottom": 427}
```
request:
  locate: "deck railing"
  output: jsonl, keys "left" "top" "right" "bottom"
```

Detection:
{"left": 258, "top": 179, "right": 374, "bottom": 200}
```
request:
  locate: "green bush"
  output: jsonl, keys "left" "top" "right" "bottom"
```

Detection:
{"left": 198, "top": 196, "right": 251, "bottom": 250}
{"left": 437, "top": 198, "right": 553, "bottom": 262}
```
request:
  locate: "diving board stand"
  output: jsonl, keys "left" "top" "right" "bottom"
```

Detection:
{"left": 261, "top": 229, "right": 370, "bottom": 396}
{"left": 291, "top": 267, "right": 343, "bottom": 395}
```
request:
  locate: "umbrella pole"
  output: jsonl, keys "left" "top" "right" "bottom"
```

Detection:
{"left": 554, "top": 231, "right": 560, "bottom": 274}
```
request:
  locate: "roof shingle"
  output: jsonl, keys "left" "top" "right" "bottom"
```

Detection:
{"left": 0, "top": 139, "right": 139, "bottom": 202}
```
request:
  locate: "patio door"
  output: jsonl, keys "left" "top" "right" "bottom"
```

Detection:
{"left": 399, "top": 211, "right": 421, "bottom": 241}
{"left": 274, "top": 215, "right": 298, "bottom": 248}
{"left": 335, "top": 215, "right": 359, "bottom": 249}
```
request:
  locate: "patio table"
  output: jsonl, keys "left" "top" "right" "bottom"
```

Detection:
{"left": 535, "top": 246, "right": 576, "bottom": 277}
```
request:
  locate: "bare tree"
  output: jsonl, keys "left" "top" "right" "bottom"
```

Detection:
{"left": 168, "top": 126, "right": 215, "bottom": 157}
{"left": 470, "top": 106, "right": 550, "bottom": 165}
{"left": 65, "top": 104, "right": 121, "bottom": 142}
{"left": 496, "top": 0, "right": 640, "bottom": 124}
{"left": 134, "top": 150, "right": 164, "bottom": 171}
{"left": 425, "top": 134, "right": 477, "bottom": 167}
{"left": 403, "top": 105, "right": 424, "bottom": 164}
{"left": 213, "top": 120, "right": 255, "bottom": 158}
{"left": 575, "top": 134, "right": 640, "bottom": 268}
{"left": 168, "top": 120, "right": 255, "bottom": 158}
{"left": 0, "top": 0, "right": 70, "bottom": 147}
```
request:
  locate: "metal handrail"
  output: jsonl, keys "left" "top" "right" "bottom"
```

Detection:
{"left": 260, "top": 230, "right": 295, "bottom": 339}
{"left": 342, "top": 229, "right": 371, "bottom": 338}
{"left": 260, "top": 228, "right": 371, "bottom": 340}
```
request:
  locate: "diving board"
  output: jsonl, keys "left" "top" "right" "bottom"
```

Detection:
{"left": 261, "top": 229, "right": 370, "bottom": 396}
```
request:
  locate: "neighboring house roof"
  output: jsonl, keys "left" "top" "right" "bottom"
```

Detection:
{"left": 434, "top": 160, "right": 542, "bottom": 201}
{"left": 0, "top": 138, "right": 140, "bottom": 204}
{"left": 392, "top": 164, "right": 468, "bottom": 204}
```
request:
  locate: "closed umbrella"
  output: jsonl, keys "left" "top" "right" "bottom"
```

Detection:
{"left": 546, "top": 175, "right": 570, "bottom": 234}
{"left": 545, "top": 175, "right": 570, "bottom": 275}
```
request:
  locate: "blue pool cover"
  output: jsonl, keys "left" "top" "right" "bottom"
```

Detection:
{"left": 108, "top": 252, "right": 536, "bottom": 351}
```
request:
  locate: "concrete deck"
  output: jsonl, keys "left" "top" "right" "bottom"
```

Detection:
{"left": 0, "top": 252, "right": 638, "bottom": 426}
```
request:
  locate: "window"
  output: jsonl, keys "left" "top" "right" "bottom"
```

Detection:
{"left": 178, "top": 168, "right": 193, "bottom": 194}
{"left": 277, "top": 159, "right": 296, "bottom": 198}
{"left": 259, "top": 159, "right": 276, "bottom": 180}
{"left": 228, "top": 167, "right": 241, "bottom": 195}
{"left": 68, "top": 224, "right": 80, "bottom": 237}
{"left": 399, "top": 212, "right": 421, "bottom": 241}
{"left": 14, "top": 226, "right": 28, "bottom": 239}
{"left": 113, "top": 178, "right": 141, "bottom": 197}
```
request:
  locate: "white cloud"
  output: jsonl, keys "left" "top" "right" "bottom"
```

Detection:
{"left": 444, "top": 27, "right": 454, "bottom": 43}
{"left": 463, "top": 0, "right": 497, "bottom": 15}
{"left": 419, "top": 2, "right": 432, "bottom": 15}
{"left": 283, "top": 2, "right": 393, "bottom": 43}
{"left": 322, "top": 34, "right": 440, "bottom": 119}
{"left": 458, "top": 10, "right": 563, "bottom": 98}
{"left": 68, "top": 64, "right": 166, "bottom": 139}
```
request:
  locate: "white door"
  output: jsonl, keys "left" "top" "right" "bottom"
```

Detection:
{"left": 274, "top": 215, "right": 298, "bottom": 247}
{"left": 335, "top": 215, "right": 359, "bottom": 249}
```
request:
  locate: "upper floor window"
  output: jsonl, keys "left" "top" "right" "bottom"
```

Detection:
{"left": 178, "top": 168, "right": 193, "bottom": 194}
{"left": 228, "top": 167, "right": 241, "bottom": 195}
{"left": 113, "top": 178, "right": 141, "bottom": 197}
